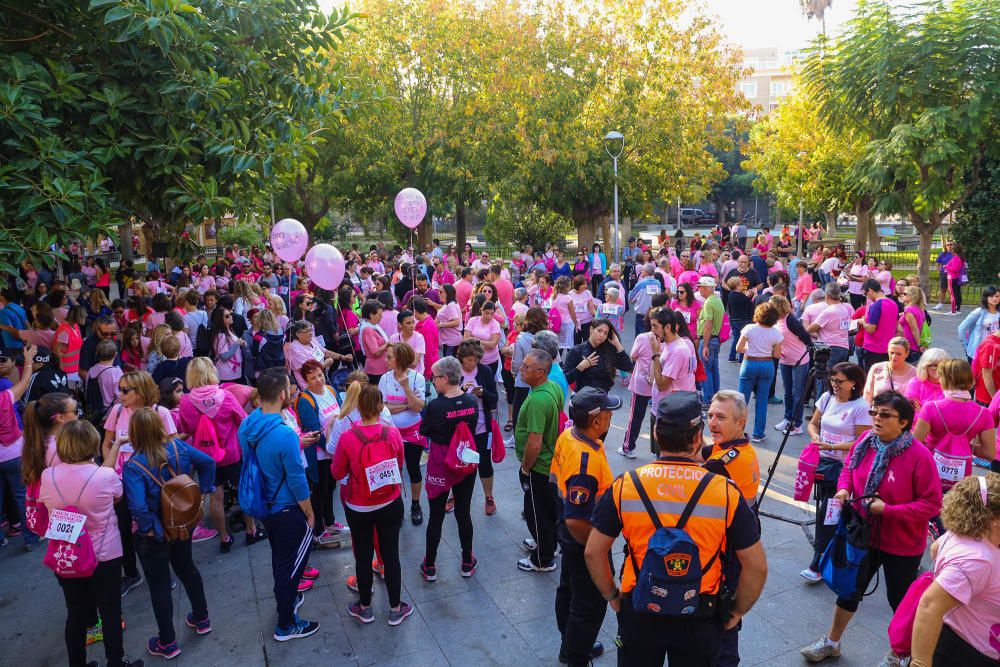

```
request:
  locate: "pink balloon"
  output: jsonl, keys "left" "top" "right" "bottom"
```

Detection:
{"left": 394, "top": 188, "right": 427, "bottom": 229}
{"left": 304, "top": 243, "right": 345, "bottom": 290}
{"left": 270, "top": 218, "right": 308, "bottom": 262}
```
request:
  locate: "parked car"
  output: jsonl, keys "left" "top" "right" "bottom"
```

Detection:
{"left": 679, "top": 208, "right": 717, "bottom": 226}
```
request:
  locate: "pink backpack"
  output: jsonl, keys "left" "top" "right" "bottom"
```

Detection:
{"left": 794, "top": 442, "right": 821, "bottom": 501}
{"left": 42, "top": 467, "right": 100, "bottom": 578}
{"left": 25, "top": 479, "right": 48, "bottom": 536}
{"left": 444, "top": 420, "right": 478, "bottom": 475}
{"left": 931, "top": 402, "right": 983, "bottom": 489}
{"left": 718, "top": 312, "right": 732, "bottom": 343}
{"left": 192, "top": 412, "right": 227, "bottom": 463}
{"left": 548, "top": 305, "right": 562, "bottom": 333}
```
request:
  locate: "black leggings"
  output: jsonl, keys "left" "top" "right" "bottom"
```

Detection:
{"left": 475, "top": 431, "right": 493, "bottom": 480}
{"left": 574, "top": 321, "right": 592, "bottom": 346}
{"left": 425, "top": 472, "right": 476, "bottom": 564}
{"left": 622, "top": 393, "right": 651, "bottom": 454}
{"left": 311, "top": 459, "right": 336, "bottom": 532}
{"left": 59, "top": 557, "right": 124, "bottom": 667}
{"left": 500, "top": 369, "right": 515, "bottom": 406}
{"left": 849, "top": 292, "right": 866, "bottom": 310}
{"left": 345, "top": 498, "right": 403, "bottom": 608}
{"left": 403, "top": 441, "right": 424, "bottom": 486}
{"left": 134, "top": 535, "right": 208, "bottom": 645}
{"left": 114, "top": 500, "right": 139, "bottom": 578}
{"left": 591, "top": 274, "right": 604, "bottom": 296}
{"left": 835, "top": 548, "right": 921, "bottom": 613}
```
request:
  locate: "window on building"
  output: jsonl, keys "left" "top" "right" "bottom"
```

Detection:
{"left": 770, "top": 81, "right": 787, "bottom": 97}
{"left": 739, "top": 82, "right": 758, "bottom": 98}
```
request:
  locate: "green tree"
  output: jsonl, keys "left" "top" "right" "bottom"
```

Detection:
{"left": 483, "top": 196, "right": 576, "bottom": 251}
{"left": 953, "top": 159, "right": 1000, "bottom": 285}
{"left": 801, "top": 0, "right": 1000, "bottom": 290}
{"left": 0, "top": 0, "right": 357, "bottom": 269}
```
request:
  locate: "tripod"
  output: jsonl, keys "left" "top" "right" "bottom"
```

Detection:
{"left": 754, "top": 344, "right": 831, "bottom": 543}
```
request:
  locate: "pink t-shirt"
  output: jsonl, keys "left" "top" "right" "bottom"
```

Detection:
{"left": 863, "top": 298, "right": 900, "bottom": 353}
{"left": 670, "top": 300, "right": 702, "bottom": 330}
{"left": 552, "top": 293, "right": 574, "bottom": 328}
{"left": 678, "top": 270, "right": 700, "bottom": 287}
{"left": 899, "top": 305, "right": 925, "bottom": 351}
{"left": 379, "top": 310, "right": 398, "bottom": 340}
{"left": 0, "top": 390, "right": 23, "bottom": 461}
{"left": 361, "top": 324, "right": 390, "bottom": 376}
{"left": 864, "top": 362, "right": 916, "bottom": 399}
{"left": 813, "top": 302, "right": 853, "bottom": 348}
{"left": 104, "top": 404, "right": 178, "bottom": 476}
{"left": 174, "top": 330, "right": 193, "bottom": 358}
{"left": 800, "top": 300, "right": 827, "bottom": 329}
{"left": 415, "top": 317, "right": 440, "bottom": 378}
{"left": 570, "top": 290, "right": 596, "bottom": 325}
{"left": 436, "top": 302, "right": 463, "bottom": 346}
{"left": 846, "top": 263, "right": 869, "bottom": 295}
{"left": 465, "top": 316, "right": 502, "bottom": 365}
{"left": 933, "top": 533, "right": 1000, "bottom": 660}
{"left": 795, "top": 273, "right": 814, "bottom": 302}
{"left": 628, "top": 333, "right": 655, "bottom": 397}
{"left": 390, "top": 331, "right": 426, "bottom": 375}
{"left": 916, "top": 399, "right": 993, "bottom": 453}
{"left": 654, "top": 338, "right": 696, "bottom": 405}
{"left": 455, "top": 280, "right": 474, "bottom": 314}
{"left": 777, "top": 316, "right": 808, "bottom": 366}
{"left": 494, "top": 278, "right": 514, "bottom": 316}
{"left": 904, "top": 377, "right": 943, "bottom": 410}
{"left": 39, "top": 463, "right": 123, "bottom": 562}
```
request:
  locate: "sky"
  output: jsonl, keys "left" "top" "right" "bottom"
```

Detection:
{"left": 316, "top": 0, "right": 860, "bottom": 52}
{"left": 697, "top": 0, "right": 860, "bottom": 52}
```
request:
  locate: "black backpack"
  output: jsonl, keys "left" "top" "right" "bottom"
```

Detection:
{"left": 252, "top": 331, "right": 285, "bottom": 371}
{"left": 194, "top": 323, "right": 211, "bottom": 358}
{"left": 83, "top": 366, "right": 114, "bottom": 425}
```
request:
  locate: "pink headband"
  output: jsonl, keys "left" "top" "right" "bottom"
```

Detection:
{"left": 979, "top": 476, "right": 988, "bottom": 507}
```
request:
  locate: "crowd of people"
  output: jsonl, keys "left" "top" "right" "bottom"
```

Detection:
{"left": 0, "top": 229, "right": 998, "bottom": 667}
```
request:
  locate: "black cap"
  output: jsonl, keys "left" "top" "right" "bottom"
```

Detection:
{"left": 570, "top": 387, "right": 622, "bottom": 415}
{"left": 33, "top": 346, "right": 53, "bottom": 366}
{"left": 655, "top": 391, "right": 703, "bottom": 430}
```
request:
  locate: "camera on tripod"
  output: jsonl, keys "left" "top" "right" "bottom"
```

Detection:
{"left": 811, "top": 342, "right": 832, "bottom": 380}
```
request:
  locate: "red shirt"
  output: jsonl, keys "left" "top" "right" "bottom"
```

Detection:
{"left": 972, "top": 333, "right": 1000, "bottom": 403}
{"left": 330, "top": 423, "right": 405, "bottom": 509}
{"left": 414, "top": 316, "right": 440, "bottom": 380}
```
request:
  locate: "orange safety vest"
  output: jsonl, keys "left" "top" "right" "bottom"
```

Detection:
{"left": 615, "top": 459, "right": 738, "bottom": 595}
{"left": 54, "top": 321, "right": 82, "bottom": 374}
{"left": 704, "top": 440, "right": 760, "bottom": 503}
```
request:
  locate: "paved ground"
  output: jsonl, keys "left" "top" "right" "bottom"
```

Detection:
{"left": 0, "top": 306, "right": 970, "bottom": 667}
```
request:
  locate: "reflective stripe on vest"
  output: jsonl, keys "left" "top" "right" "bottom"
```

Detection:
{"left": 55, "top": 323, "right": 82, "bottom": 374}
{"left": 617, "top": 462, "right": 732, "bottom": 595}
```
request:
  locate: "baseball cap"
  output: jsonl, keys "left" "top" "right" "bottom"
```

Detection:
{"left": 570, "top": 387, "right": 622, "bottom": 415}
{"left": 33, "top": 346, "right": 53, "bottom": 366}
{"left": 697, "top": 276, "right": 716, "bottom": 289}
{"left": 655, "top": 391, "right": 704, "bottom": 430}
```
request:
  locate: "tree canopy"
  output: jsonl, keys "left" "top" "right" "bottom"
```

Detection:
{"left": 0, "top": 0, "right": 357, "bottom": 271}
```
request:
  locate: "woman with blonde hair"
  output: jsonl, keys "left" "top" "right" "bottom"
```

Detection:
{"left": 177, "top": 357, "right": 256, "bottom": 552}
{"left": 231, "top": 279, "right": 260, "bottom": 321}
{"left": 904, "top": 347, "right": 948, "bottom": 411}
{"left": 911, "top": 473, "right": 1000, "bottom": 666}
{"left": 266, "top": 293, "right": 289, "bottom": 331}
{"left": 102, "top": 369, "right": 177, "bottom": 594}
{"left": 124, "top": 407, "right": 215, "bottom": 658}
{"left": 899, "top": 285, "right": 927, "bottom": 362}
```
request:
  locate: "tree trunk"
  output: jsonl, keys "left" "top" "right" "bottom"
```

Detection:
{"left": 774, "top": 207, "right": 782, "bottom": 227}
{"left": 716, "top": 195, "right": 727, "bottom": 225}
{"left": 576, "top": 216, "right": 596, "bottom": 252}
{"left": 600, "top": 215, "right": 611, "bottom": 257}
{"left": 118, "top": 223, "right": 133, "bottom": 262}
{"left": 824, "top": 210, "right": 836, "bottom": 231}
{"left": 909, "top": 211, "right": 942, "bottom": 296}
{"left": 455, "top": 200, "right": 467, "bottom": 252}
{"left": 853, "top": 197, "right": 877, "bottom": 253}
{"left": 735, "top": 199, "right": 744, "bottom": 223}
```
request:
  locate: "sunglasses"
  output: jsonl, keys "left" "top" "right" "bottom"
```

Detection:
{"left": 430, "top": 374, "right": 447, "bottom": 381}
{"left": 118, "top": 386, "right": 134, "bottom": 394}
{"left": 829, "top": 378, "right": 848, "bottom": 385}
{"left": 868, "top": 409, "right": 898, "bottom": 420}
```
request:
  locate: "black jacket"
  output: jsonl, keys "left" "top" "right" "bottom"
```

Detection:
{"left": 562, "top": 341, "right": 633, "bottom": 393}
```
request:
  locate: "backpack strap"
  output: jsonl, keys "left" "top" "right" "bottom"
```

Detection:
{"left": 628, "top": 469, "right": 664, "bottom": 531}
{"left": 675, "top": 472, "right": 717, "bottom": 531}
{"left": 52, "top": 465, "right": 101, "bottom": 507}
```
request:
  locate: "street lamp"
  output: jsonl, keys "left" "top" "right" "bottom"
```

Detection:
{"left": 604, "top": 131, "right": 624, "bottom": 262}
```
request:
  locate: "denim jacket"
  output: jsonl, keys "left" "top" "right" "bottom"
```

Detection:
{"left": 123, "top": 439, "right": 216, "bottom": 540}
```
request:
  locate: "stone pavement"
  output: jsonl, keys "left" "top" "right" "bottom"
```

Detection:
{"left": 0, "top": 308, "right": 969, "bottom": 667}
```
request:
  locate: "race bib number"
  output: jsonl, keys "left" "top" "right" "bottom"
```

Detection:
{"left": 311, "top": 346, "right": 325, "bottom": 362}
{"left": 600, "top": 304, "right": 620, "bottom": 317}
{"left": 574, "top": 302, "right": 587, "bottom": 314}
{"left": 682, "top": 311, "right": 691, "bottom": 324}
{"left": 365, "top": 459, "right": 402, "bottom": 493}
{"left": 839, "top": 319, "right": 850, "bottom": 331}
{"left": 46, "top": 509, "right": 86, "bottom": 544}
{"left": 820, "top": 430, "right": 847, "bottom": 445}
{"left": 933, "top": 450, "right": 964, "bottom": 483}
{"left": 824, "top": 499, "right": 843, "bottom": 526}
{"left": 646, "top": 285, "right": 660, "bottom": 295}
{"left": 542, "top": 299, "right": 552, "bottom": 309}
{"left": 278, "top": 286, "right": 289, "bottom": 295}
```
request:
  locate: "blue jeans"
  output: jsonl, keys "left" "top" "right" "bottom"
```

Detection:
{"left": 0, "top": 457, "right": 39, "bottom": 545}
{"left": 634, "top": 312, "right": 649, "bottom": 338}
{"left": 738, "top": 360, "right": 775, "bottom": 438}
{"left": 700, "top": 337, "right": 721, "bottom": 403}
{"left": 780, "top": 363, "right": 809, "bottom": 427}
{"left": 728, "top": 319, "right": 749, "bottom": 362}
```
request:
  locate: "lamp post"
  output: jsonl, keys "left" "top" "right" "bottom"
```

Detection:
{"left": 604, "top": 131, "right": 624, "bottom": 261}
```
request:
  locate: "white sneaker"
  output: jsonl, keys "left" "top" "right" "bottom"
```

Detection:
{"left": 933, "top": 303, "right": 943, "bottom": 311}
{"left": 521, "top": 538, "right": 537, "bottom": 552}
{"left": 617, "top": 446, "right": 637, "bottom": 459}
{"left": 799, "top": 568, "right": 822, "bottom": 584}
{"left": 788, "top": 426, "right": 804, "bottom": 436}
{"left": 773, "top": 420, "right": 789, "bottom": 431}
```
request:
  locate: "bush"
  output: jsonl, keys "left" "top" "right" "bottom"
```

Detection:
{"left": 953, "top": 159, "right": 1000, "bottom": 285}
{"left": 218, "top": 222, "right": 263, "bottom": 248}
{"left": 484, "top": 197, "right": 574, "bottom": 251}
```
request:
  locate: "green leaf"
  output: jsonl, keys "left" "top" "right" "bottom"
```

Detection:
{"left": 103, "top": 6, "right": 132, "bottom": 24}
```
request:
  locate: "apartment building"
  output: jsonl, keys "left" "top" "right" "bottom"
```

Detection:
{"left": 735, "top": 47, "right": 800, "bottom": 116}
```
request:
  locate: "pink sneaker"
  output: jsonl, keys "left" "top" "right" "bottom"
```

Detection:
{"left": 192, "top": 526, "right": 218, "bottom": 543}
